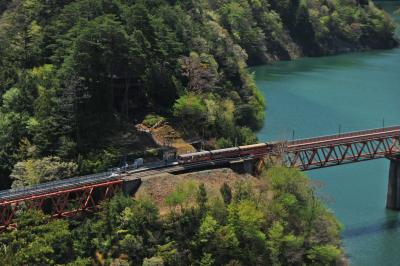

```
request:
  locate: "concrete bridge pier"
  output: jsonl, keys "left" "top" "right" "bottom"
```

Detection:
{"left": 386, "top": 157, "right": 400, "bottom": 210}
{"left": 229, "top": 158, "right": 254, "bottom": 174}
{"left": 122, "top": 177, "right": 142, "bottom": 197}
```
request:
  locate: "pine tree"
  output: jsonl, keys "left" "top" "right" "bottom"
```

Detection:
{"left": 197, "top": 183, "right": 208, "bottom": 215}
{"left": 220, "top": 183, "right": 232, "bottom": 205}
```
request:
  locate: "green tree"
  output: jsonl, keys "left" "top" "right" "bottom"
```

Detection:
{"left": 172, "top": 94, "right": 207, "bottom": 134}
{"left": 10, "top": 156, "right": 77, "bottom": 188}
{"left": 165, "top": 180, "right": 197, "bottom": 212}
{"left": 179, "top": 52, "right": 219, "bottom": 93}
{"left": 197, "top": 183, "right": 208, "bottom": 215}
{"left": 220, "top": 182, "right": 232, "bottom": 205}
{"left": 200, "top": 253, "right": 214, "bottom": 266}
{"left": 0, "top": 210, "right": 72, "bottom": 265}
{"left": 61, "top": 14, "right": 135, "bottom": 146}
{"left": 306, "top": 244, "right": 341, "bottom": 265}
{"left": 143, "top": 256, "right": 164, "bottom": 266}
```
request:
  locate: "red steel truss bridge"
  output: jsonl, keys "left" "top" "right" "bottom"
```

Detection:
{"left": 0, "top": 166, "right": 182, "bottom": 230}
{"left": 0, "top": 159, "right": 242, "bottom": 230}
{"left": 284, "top": 126, "right": 400, "bottom": 171}
{"left": 0, "top": 171, "right": 123, "bottom": 230}
{"left": 1, "top": 125, "right": 400, "bottom": 230}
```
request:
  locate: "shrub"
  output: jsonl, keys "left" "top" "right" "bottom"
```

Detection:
{"left": 143, "top": 114, "right": 166, "bottom": 128}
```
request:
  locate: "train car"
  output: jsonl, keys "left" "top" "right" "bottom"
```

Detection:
{"left": 239, "top": 143, "right": 268, "bottom": 157}
{"left": 265, "top": 141, "right": 281, "bottom": 154}
{"left": 210, "top": 147, "right": 240, "bottom": 160}
{"left": 178, "top": 151, "right": 212, "bottom": 164}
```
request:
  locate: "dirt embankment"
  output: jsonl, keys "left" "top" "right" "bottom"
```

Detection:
{"left": 136, "top": 123, "right": 195, "bottom": 155}
{"left": 135, "top": 168, "right": 270, "bottom": 215}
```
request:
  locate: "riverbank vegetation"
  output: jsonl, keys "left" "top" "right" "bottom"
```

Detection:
{"left": 0, "top": 0, "right": 397, "bottom": 188}
{"left": 0, "top": 167, "right": 345, "bottom": 265}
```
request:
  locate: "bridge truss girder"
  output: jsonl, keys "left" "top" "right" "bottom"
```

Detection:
{"left": 0, "top": 179, "right": 122, "bottom": 230}
{"left": 285, "top": 136, "right": 400, "bottom": 171}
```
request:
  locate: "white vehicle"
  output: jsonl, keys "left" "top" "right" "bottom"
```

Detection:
{"left": 110, "top": 172, "right": 120, "bottom": 178}
{"left": 133, "top": 158, "right": 144, "bottom": 169}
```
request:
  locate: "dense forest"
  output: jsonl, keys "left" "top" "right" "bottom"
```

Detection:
{"left": 0, "top": 0, "right": 398, "bottom": 265}
{"left": 0, "top": 0, "right": 397, "bottom": 189}
{"left": 0, "top": 168, "right": 345, "bottom": 265}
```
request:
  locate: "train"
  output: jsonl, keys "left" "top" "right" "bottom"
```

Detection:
{"left": 177, "top": 143, "right": 274, "bottom": 164}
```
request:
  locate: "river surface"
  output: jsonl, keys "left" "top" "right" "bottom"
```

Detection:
{"left": 254, "top": 2, "right": 400, "bottom": 265}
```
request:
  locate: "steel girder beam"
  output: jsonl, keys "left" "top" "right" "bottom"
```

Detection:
{"left": 285, "top": 136, "right": 400, "bottom": 171}
{"left": 0, "top": 180, "right": 122, "bottom": 230}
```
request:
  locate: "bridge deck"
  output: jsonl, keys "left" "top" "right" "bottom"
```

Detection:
{"left": 0, "top": 157, "right": 240, "bottom": 203}
{"left": 0, "top": 163, "right": 172, "bottom": 204}
{"left": 1, "top": 126, "right": 400, "bottom": 229}
{"left": 288, "top": 126, "right": 400, "bottom": 150}
{"left": 2, "top": 126, "right": 400, "bottom": 203}
{"left": 0, "top": 171, "right": 116, "bottom": 203}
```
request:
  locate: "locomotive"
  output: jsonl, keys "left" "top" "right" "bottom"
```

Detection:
{"left": 177, "top": 143, "right": 273, "bottom": 164}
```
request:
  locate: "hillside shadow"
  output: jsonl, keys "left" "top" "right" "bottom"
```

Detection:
{"left": 342, "top": 214, "right": 400, "bottom": 239}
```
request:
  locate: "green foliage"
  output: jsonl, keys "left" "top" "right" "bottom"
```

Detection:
{"left": 199, "top": 215, "right": 219, "bottom": 244}
{"left": 179, "top": 52, "right": 219, "bottom": 93}
{"left": 200, "top": 253, "right": 215, "bottom": 266}
{"left": 197, "top": 183, "right": 208, "bottom": 215}
{"left": 307, "top": 244, "right": 341, "bottom": 264}
{"left": 143, "top": 256, "right": 164, "bottom": 266}
{"left": 10, "top": 156, "right": 77, "bottom": 188}
{"left": 143, "top": 114, "right": 166, "bottom": 128}
{"left": 0, "top": 0, "right": 395, "bottom": 188}
{"left": 154, "top": 242, "right": 179, "bottom": 265}
{"left": 236, "top": 126, "right": 258, "bottom": 145}
{"left": 1, "top": 167, "right": 344, "bottom": 265}
{"left": 0, "top": 210, "right": 72, "bottom": 265}
{"left": 215, "top": 137, "right": 233, "bottom": 148}
{"left": 77, "top": 149, "right": 119, "bottom": 175}
{"left": 0, "top": 0, "right": 393, "bottom": 263}
{"left": 64, "top": 257, "right": 93, "bottom": 266}
{"left": 172, "top": 94, "right": 207, "bottom": 133}
{"left": 289, "top": 0, "right": 397, "bottom": 54}
{"left": 265, "top": 167, "right": 343, "bottom": 264}
{"left": 0, "top": 0, "right": 270, "bottom": 187}
{"left": 233, "top": 180, "right": 254, "bottom": 203}
{"left": 220, "top": 182, "right": 233, "bottom": 204}
{"left": 165, "top": 180, "right": 197, "bottom": 211}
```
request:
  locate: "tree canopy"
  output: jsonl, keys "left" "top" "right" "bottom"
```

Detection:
{"left": 0, "top": 0, "right": 396, "bottom": 188}
{"left": 0, "top": 167, "right": 345, "bottom": 265}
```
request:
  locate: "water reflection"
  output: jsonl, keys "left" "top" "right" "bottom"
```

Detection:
{"left": 343, "top": 213, "right": 400, "bottom": 239}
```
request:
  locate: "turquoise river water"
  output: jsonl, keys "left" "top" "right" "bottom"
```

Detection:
{"left": 254, "top": 2, "right": 400, "bottom": 265}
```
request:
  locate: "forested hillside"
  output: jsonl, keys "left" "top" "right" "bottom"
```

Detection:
{"left": 0, "top": 0, "right": 396, "bottom": 189}
{"left": 0, "top": 1, "right": 397, "bottom": 265}
{"left": 0, "top": 168, "right": 346, "bottom": 265}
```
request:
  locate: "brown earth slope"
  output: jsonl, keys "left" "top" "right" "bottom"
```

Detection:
{"left": 135, "top": 168, "right": 270, "bottom": 215}
{"left": 136, "top": 123, "right": 195, "bottom": 155}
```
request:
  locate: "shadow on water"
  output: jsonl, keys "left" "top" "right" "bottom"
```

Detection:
{"left": 342, "top": 212, "right": 400, "bottom": 239}
{"left": 340, "top": 1, "right": 400, "bottom": 242}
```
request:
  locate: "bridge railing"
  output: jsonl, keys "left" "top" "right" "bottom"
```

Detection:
{"left": 0, "top": 171, "right": 116, "bottom": 202}
{"left": 0, "top": 159, "right": 170, "bottom": 202}
{"left": 289, "top": 126, "right": 400, "bottom": 147}
{"left": 0, "top": 157, "right": 164, "bottom": 202}
{"left": 2, "top": 126, "right": 400, "bottom": 202}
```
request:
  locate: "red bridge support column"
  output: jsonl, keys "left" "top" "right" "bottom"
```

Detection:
{"left": 386, "top": 157, "right": 400, "bottom": 210}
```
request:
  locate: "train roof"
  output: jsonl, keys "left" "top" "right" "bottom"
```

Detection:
{"left": 210, "top": 147, "right": 240, "bottom": 154}
{"left": 178, "top": 151, "right": 211, "bottom": 158}
{"left": 239, "top": 143, "right": 267, "bottom": 149}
